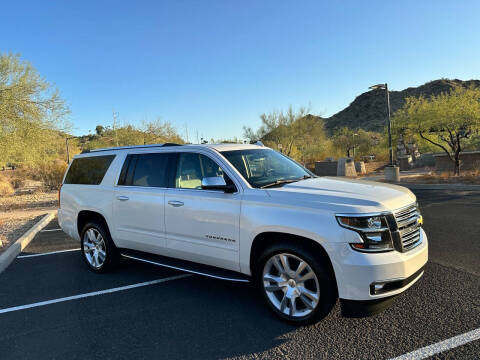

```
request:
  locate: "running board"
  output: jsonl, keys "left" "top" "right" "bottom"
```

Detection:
{"left": 119, "top": 249, "right": 251, "bottom": 283}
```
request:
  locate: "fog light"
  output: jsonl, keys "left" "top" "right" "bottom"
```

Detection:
{"left": 370, "top": 281, "right": 391, "bottom": 295}
{"left": 372, "top": 283, "right": 386, "bottom": 294}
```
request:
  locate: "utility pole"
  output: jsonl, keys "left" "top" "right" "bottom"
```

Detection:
{"left": 184, "top": 123, "right": 190, "bottom": 143}
{"left": 112, "top": 111, "right": 119, "bottom": 147}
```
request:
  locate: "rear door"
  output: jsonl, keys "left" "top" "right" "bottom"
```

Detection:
{"left": 164, "top": 151, "right": 242, "bottom": 271}
{"left": 113, "top": 152, "right": 175, "bottom": 254}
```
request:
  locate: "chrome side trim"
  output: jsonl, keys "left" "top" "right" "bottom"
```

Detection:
{"left": 120, "top": 254, "right": 251, "bottom": 283}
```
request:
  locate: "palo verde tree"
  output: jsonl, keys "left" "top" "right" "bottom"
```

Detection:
{"left": 393, "top": 86, "right": 480, "bottom": 175}
{"left": 332, "top": 127, "right": 357, "bottom": 158}
{"left": 243, "top": 106, "right": 313, "bottom": 156}
{"left": 83, "top": 119, "right": 184, "bottom": 151}
{"left": 331, "top": 127, "right": 378, "bottom": 159}
{"left": 0, "top": 53, "right": 70, "bottom": 165}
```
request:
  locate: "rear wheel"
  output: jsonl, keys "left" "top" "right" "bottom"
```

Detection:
{"left": 257, "top": 243, "right": 337, "bottom": 325}
{"left": 81, "top": 221, "right": 118, "bottom": 273}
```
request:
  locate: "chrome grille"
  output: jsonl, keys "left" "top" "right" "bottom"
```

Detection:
{"left": 394, "top": 204, "right": 422, "bottom": 251}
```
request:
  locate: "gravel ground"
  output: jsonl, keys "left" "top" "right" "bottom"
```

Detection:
{"left": 0, "top": 191, "right": 57, "bottom": 212}
{"left": 0, "top": 191, "right": 57, "bottom": 253}
{"left": 0, "top": 214, "right": 45, "bottom": 254}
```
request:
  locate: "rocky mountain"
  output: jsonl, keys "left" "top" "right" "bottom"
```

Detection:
{"left": 323, "top": 79, "right": 480, "bottom": 133}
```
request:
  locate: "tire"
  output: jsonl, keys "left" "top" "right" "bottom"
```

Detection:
{"left": 80, "top": 221, "right": 119, "bottom": 273}
{"left": 256, "top": 242, "right": 337, "bottom": 325}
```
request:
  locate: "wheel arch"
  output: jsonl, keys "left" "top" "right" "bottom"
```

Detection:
{"left": 77, "top": 210, "right": 112, "bottom": 240}
{"left": 249, "top": 232, "right": 337, "bottom": 285}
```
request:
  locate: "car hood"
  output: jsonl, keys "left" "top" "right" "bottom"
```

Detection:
{"left": 265, "top": 177, "right": 416, "bottom": 214}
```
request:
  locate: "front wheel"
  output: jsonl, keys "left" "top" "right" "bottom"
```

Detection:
{"left": 257, "top": 244, "right": 337, "bottom": 325}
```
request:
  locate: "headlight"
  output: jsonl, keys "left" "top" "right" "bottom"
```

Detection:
{"left": 336, "top": 214, "right": 394, "bottom": 252}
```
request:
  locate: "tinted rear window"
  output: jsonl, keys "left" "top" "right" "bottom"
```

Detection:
{"left": 118, "top": 153, "right": 173, "bottom": 188}
{"left": 64, "top": 155, "right": 115, "bottom": 185}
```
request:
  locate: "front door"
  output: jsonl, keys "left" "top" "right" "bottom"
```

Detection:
{"left": 164, "top": 152, "right": 241, "bottom": 271}
{"left": 113, "top": 152, "right": 174, "bottom": 254}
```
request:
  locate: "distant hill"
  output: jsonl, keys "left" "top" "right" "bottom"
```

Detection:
{"left": 322, "top": 79, "right": 480, "bottom": 133}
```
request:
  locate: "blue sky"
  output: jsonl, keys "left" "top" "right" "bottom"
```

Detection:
{"left": 2, "top": 0, "right": 479, "bottom": 141}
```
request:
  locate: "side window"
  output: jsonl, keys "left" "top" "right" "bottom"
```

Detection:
{"left": 175, "top": 153, "right": 224, "bottom": 189}
{"left": 118, "top": 155, "right": 134, "bottom": 185}
{"left": 118, "top": 153, "right": 171, "bottom": 188}
{"left": 64, "top": 155, "right": 115, "bottom": 185}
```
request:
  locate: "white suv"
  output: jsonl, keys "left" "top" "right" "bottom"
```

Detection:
{"left": 59, "top": 143, "right": 428, "bottom": 324}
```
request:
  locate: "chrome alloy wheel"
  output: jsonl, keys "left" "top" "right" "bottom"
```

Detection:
{"left": 83, "top": 228, "right": 106, "bottom": 269}
{"left": 263, "top": 253, "right": 320, "bottom": 318}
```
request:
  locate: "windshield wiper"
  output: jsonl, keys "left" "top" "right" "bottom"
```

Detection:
{"left": 260, "top": 175, "right": 312, "bottom": 189}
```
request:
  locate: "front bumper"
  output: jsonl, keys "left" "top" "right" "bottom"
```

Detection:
{"left": 331, "top": 228, "right": 428, "bottom": 301}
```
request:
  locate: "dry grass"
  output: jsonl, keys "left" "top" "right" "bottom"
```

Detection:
{"left": 402, "top": 170, "right": 480, "bottom": 185}
{"left": 16, "top": 159, "right": 68, "bottom": 190}
{"left": 1, "top": 158, "right": 67, "bottom": 191}
{"left": 0, "top": 174, "right": 14, "bottom": 196}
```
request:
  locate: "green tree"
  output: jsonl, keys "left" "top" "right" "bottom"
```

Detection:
{"left": 243, "top": 107, "right": 334, "bottom": 164}
{"left": 332, "top": 128, "right": 380, "bottom": 160}
{"left": 394, "top": 86, "right": 480, "bottom": 174}
{"left": 243, "top": 106, "right": 311, "bottom": 155}
{"left": 293, "top": 115, "right": 330, "bottom": 164}
{"left": 0, "top": 53, "right": 70, "bottom": 165}
{"left": 95, "top": 125, "right": 105, "bottom": 136}
{"left": 142, "top": 118, "right": 184, "bottom": 144}
{"left": 332, "top": 127, "right": 355, "bottom": 157}
{"left": 83, "top": 120, "right": 184, "bottom": 151}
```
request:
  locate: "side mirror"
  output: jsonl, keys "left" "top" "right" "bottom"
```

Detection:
{"left": 201, "top": 177, "right": 235, "bottom": 193}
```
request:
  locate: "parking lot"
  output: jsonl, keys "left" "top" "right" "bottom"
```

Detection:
{"left": 0, "top": 189, "right": 479, "bottom": 359}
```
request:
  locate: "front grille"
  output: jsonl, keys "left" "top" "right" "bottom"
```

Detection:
{"left": 393, "top": 204, "right": 422, "bottom": 251}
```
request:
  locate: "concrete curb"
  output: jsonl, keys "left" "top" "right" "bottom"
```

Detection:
{"left": 0, "top": 211, "right": 56, "bottom": 274}
{"left": 393, "top": 183, "right": 480, "bottom": 191}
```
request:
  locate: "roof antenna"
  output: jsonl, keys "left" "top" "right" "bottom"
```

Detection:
{"left": 255, "top": 141, "right": 264, "bottom": 146}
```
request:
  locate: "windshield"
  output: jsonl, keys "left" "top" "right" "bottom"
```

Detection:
{"left": 221, "top": 148, "right": 313, "bottom": 188}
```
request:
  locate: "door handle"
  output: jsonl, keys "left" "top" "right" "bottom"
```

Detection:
{"left": 116, "top": 196, "right": 129, "bottom": 201}
{"left": 168, "top": 200, "right": 184, "bottom": 207}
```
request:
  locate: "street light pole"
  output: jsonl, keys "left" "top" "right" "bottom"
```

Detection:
{"left": 369, "top": 83, "right": 393, "bottom": 166}
{"left": 384, "top": 83, "right": 393, "bottom": 166}
{"left": 369, "top": 82, "right": 399, "bottom": 181}
{"left": 352, "top": 133, "right": 358, "bottom": 159}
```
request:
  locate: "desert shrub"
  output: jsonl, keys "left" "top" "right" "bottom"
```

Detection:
{"left": 19, "top": 159, "right": 68, "bottom": 190}
{"left": 0, "top": 174, "right": 14, "bottom": 196}
{"left": 42, "top": 159, "right": 68, "bottom": 189}
{"left": 6, "top": 168, "right": 28, "bottom": 189}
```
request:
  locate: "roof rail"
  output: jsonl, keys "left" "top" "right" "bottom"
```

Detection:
{"left": 81, "top": 143, "right": 181, "bottom": 154}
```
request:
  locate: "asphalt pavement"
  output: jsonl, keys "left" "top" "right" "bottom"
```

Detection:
{"left": 0, "top": 189, "right": 479, "bottom": 359}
